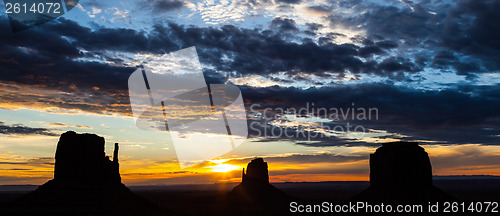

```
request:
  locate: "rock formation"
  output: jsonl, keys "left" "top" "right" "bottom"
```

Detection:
{"left": 227, "top": 158, "right": 290, "bottom": 215}
{"left": 241, "top": 158, "right": 270, "bottom": 185}
{"left": 353, "top": 142, "right": 453, "bottom": 203}
{"left": 1, "top": 131, "right": 169, "bottom": 216}
{"left": 54, "top": 131, "right": 121, "bottom": 183}
{"left": 370, "top": 142, "right": 432, "bottom": 189}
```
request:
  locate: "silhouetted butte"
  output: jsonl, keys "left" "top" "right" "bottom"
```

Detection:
{"left": 227, "top": 158, "right": 291, "bottom": 215}
{"left": 353, "top": 142, "right": 453, "bottom": 203}
{"left": 1, "top": 131, "right": 169, "bottom": 216}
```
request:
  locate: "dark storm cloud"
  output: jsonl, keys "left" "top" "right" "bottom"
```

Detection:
{"left": 246, "top": 130, "right": 369, "bottom": 147}
{"left": 20, "top": 0, "right": 494, "bottom": 81}
{"left": 0, "top": 18, "right": 136, "bottom": 91}
{"left": 0, "top": 6, "right": 411, "bottom": 118}
{"left": 152, "top": 22, "right": 381, "bottom": 77}
{"left": 0, "top": 0, "right": 498, "bottom": 145}
{"left": 14, "top": 0, "right": 500, "bottom": 88}
{"left": 0, "top": 14, "right": 422, "bottom": 91}
{"left": 0, "top": 17, "right": 143, "bottom": 115}
{"left": 158, "top": 22, "right": 407, "bottom": 78}
{"left": 203, "top": 68, "right": 229, "bottom": 84}
{"left": 439, "top": 0, "right": 500, "bottom": 75}
{"left": 142, "top": 0, "right": 185, "bottom": 12}
{"left": 270, "top": 17, "right": 299, "bottom": 32}
{"left": 0, "top": 122, "right": 58, "bottom": 136}
{"left": 41, "top": 18, "right": 151, "bottom": 54}
{"left": 334, "top": 0, "right": 500, "bottom": 77}
{"left": 241, "top": 83, "right": 500, "bottom": 145}
{"left": 275, "top": 0, "right": 302, "bottom": 4}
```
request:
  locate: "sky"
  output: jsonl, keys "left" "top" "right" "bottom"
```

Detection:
{"left": 0, "top": 0, "right": 499, "bottom": 185}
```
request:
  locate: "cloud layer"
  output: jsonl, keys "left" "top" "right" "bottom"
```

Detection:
{"left": 0, "top": 0, "right": 499, "bottom": 147}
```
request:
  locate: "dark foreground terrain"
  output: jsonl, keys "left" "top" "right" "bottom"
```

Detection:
{"left": 1, "top": 179, "right": 499, "bottom": 215}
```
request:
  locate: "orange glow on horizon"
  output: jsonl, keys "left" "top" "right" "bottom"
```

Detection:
{"left": 211, "top": 164, "right": 240, "bottom": 173}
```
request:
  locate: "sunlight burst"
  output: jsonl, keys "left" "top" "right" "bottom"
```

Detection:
{"left": 211, "top": 163, "right": 239, "bottom": 173}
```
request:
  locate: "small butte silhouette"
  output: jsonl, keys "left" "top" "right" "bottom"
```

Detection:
{"left": 226, "top": 158, "right": 291, "bottom": 215}
{"left": 1, "top": 131, "right": 170, "bottom": 216}
{"left": 231, "top": 158, "right": 289, "bottom": 201}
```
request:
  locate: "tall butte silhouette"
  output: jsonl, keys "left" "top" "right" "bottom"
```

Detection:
{"left": 353, "top": 142, "right": 453, "bottom": 203}
{"left": 1, "top": 131, "right": 170, "bottom": 216}
{"left": 226, "top": 158, "right": 291, "bottom": 215}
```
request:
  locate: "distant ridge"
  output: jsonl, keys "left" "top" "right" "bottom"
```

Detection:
{"left": 2, "top": 175, "right": 498, "bottom": 190}
{"left": 433, "top": 175, "right": 500, "bottom": 180}
{"left": 2, "top": 175, "right": 498, "bottom": 191}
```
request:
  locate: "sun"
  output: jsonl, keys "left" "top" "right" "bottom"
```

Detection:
{"left": 211, "top": 163, "right": 239, "bottom": 173}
